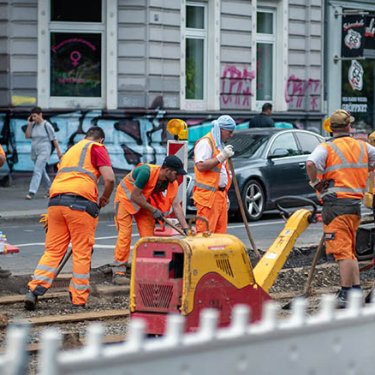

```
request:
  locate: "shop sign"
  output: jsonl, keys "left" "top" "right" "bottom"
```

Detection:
{"left": 341, "top": 13, "right": 375, "bottom": 58}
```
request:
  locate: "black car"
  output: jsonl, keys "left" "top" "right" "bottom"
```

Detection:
{"left": 186, "top": 128, "right": 324, "bottom": 221}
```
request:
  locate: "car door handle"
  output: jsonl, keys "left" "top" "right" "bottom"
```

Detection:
{"left": 299, "top": 162, "right": 306, "bottom": 169}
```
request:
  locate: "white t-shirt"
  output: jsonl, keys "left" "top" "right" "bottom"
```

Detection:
{"left": 194, "top": 138, "right": 229, "bottom": 187}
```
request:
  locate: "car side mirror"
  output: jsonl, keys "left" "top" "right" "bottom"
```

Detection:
{"left": 268, "top": 148, "right": 289, "bottom": 159}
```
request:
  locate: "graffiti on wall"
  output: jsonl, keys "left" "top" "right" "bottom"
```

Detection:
{"left": 220, "top": 65, "right": 255, "bottom": 109}
{"left": 0, "top": 109, "right": 319, "bottom": 179}
{"left": 285, "top": 75, "right": 321, "bottom": 111}
{"left": 0, "top": 111, "right": 253, "bottom": 175}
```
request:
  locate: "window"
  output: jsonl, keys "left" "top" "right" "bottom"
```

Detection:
{"left": 270, "top": 133, "right": 299, "bottom": 157}
{"left": 256, "top": 11, "right": 275, "bottom": 102}
{"left": 253, "top": 3, "right": 288, "bottom": 112}
{"left": 296, "top": 133, "right": 322, "bottom": 154}
{"left": 38, "top": 0, "right": 117, "bottom": 109}
{"left": 181, "top": 1, "right": 220, "bottom": 111}
{"left": 185, "top": 4, "right": 206, "bottom": 101}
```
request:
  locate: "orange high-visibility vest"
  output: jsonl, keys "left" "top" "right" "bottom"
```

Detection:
{"left": 50, "top": 139, "right": 103, "bottom": 203}
{"left": 115, "top": 164, "right": 177, "bottom": 214}
{"left": 319, "top": 136, "right": 368, "bottom": 200}
{"left": 193, "top": 132, "right": 232, "bottom": 208}
{"left": 148, "top": 182, "right": 178, "bottom": 214}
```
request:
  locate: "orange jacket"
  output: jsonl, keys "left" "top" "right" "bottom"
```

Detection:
{"left": 319, "top": 136, "right": 368, "bottom": 200}
{"left": 193, "top": 132, "right": 232, "bottom": 208}
{"left": 50, "top": 139, "right": 103, "bottom": 202}
{"left": 115, "top": 164, "right": 178, "bottom": 214}
{"left": 148, "top": 183, "right": 178, "bottom": 214}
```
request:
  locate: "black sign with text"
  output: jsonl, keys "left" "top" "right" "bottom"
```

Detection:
{"left": 342, "top": 14, "right": 365, "bottom": 58}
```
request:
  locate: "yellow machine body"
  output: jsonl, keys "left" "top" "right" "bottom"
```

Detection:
{"left": 130, "top": 208, "right": 314, "bottom": 334}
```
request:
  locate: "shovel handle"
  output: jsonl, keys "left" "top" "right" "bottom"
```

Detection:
{"left": 162, "top": 217, "right": 186, "bottom": 236}
{"left": 228, "top": 158, "right": 261, "bottom": 259}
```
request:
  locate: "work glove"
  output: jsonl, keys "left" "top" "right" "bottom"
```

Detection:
{"left": 216, "top": 145, "right": 234, "bottom": 163}
{"left": 309, "top": 179, "right": 333, "bottom": 193}
{"left": 152, "top": 208, "right": 164, "bottom": 221}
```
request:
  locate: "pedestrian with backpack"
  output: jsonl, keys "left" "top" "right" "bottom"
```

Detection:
{"left": 25, "top": 106, "right": 63, "bottom": 200}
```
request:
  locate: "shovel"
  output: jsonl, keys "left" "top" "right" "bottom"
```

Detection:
{"left": 228, "top": 158, "right": 261, "bottom": 259}
{"left": 282, "top": 233, "right": 325, "bottom": 310}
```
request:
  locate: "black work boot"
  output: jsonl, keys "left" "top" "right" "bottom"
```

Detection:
{"left": 336, "top": 289, "right": 349, "bottom": 309}
{"left": 24, "top": 290, "right": 38, "bottom": 311}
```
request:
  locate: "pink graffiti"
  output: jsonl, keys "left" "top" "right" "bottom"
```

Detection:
{"left": 285, "top": 75, "right": 321, "bottom": 111}
{"left": 221, "top": 65, "right": 255, "bottom": 107}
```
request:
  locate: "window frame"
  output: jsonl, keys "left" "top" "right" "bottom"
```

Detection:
{"left": 37, "top": 0, "right": 117, "bottom": 109}
{"left": 253, "top": 1, "right": 288, "bottom": 112}
{"left": 255, "top": 9, "right": 276, "bottom": 107}
{"left": 180, "top": 0, "right": 219, "bottom": 111}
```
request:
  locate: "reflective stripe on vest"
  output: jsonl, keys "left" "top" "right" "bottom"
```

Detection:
{"left": 194, "top": 181, "right": 217, "bottom": 192}
{"left": 320, "top": 138, "right": 368, "bottom": 199}
{"left": 57, "top": 141, "right": 97, "bottom": 181}
{"left": 120, "top": 180, "right": 140, "bottom": 211}
{"left": 323, "top": 141, "right": 367, "bottom": 172}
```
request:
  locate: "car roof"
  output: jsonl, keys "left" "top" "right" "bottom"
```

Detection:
{"left": 233, "top": 127, "right": 323, "bottom": 138}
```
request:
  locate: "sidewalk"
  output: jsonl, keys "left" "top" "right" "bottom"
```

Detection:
{"left": 0, "top": 174, "right": 115, "bottom": 224}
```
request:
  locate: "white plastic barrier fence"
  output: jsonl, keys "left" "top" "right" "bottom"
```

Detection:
{"left": 0, "top": 323, "right": 29, "bottom": 375}
{"left": 2, "top": 292, "right": 375, "bottom": 374}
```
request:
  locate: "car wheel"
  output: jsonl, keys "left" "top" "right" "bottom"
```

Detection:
{"left": 241, "top": 179, "right": 265, "bottom": 221}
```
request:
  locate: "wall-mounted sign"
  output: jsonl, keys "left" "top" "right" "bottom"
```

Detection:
{"left": 342, "top": 14, "right": 365, "bottom": 58}
{"left": 348, "top": 60, "right": 364, "bottom": 91}
{"left": 50, "top": 33, "right": 102, "bottom": 97}
{"left": 341, "top": 12, "right": 375, "bottom": 58}
{"left": 342, "top": 59, "right": 374, "bottom": 130}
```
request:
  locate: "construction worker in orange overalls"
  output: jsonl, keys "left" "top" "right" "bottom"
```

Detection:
{"left": 24, "top": 126, "right": 115, "bottom": 310}
{"left": 306, "top": 109, "right": 375, "bottom": 308}
{"left": 193, "top": 115, "right": 236, "bottom": 234}
{"left": 112, "top": 155, "right": 189, "bottom": 285}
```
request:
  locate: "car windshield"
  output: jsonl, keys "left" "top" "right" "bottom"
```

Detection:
{"left": 228, "top": 133, "right": 270, "bottom": 159}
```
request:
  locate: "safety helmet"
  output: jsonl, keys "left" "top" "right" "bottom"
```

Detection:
{"left": 323, "top": 117, "right": 332, "bottom": 133}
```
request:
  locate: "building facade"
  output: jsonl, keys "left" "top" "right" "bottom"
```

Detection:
{"left": 0, "top": 0, "right": 325, "bottom": 173}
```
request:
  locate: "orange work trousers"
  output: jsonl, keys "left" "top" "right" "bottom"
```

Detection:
{"left": 113, "top": 200, "right": 155, "bottom": 267}
{"left": 323, "top": 214, "right": 360, "bottom": 261}
{"left": 195, "top": 190, "right": 228, "bottom": 233}
{"left": 28, "top": 206, "right": 98, "bottom": 305}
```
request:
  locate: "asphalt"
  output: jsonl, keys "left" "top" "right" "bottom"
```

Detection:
{"left": 0, "top": 174, "right": 115, "bottom": 224}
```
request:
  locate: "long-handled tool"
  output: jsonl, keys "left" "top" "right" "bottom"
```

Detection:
{"left": 228, "top": 158, "right": 261, "bottom": 259}
{"left": 55, "top": 248, "right": 72, "bottom": 277}
{"left": 282, "top": 233, "right": 325, "bottom": 310}
{"left": 39, "top": 213, "right": 73, "bottom": 279}
{"left": 162, "top": 217, "right": 187, "bottom": 236}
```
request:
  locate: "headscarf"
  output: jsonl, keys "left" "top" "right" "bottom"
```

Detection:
{"left": 211, "top": 115, "right": 236, "bottom": 150}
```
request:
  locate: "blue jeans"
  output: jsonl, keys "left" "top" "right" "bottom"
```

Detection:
{"left": 28, "top": 156, "right": 51, "bottom": 194}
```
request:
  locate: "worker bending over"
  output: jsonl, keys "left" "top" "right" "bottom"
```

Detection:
{"left": 112, "top": 155, "right": 189, "bottom": 285}
{"left": 25, "top": 126, "right": 115, "bottom": 310}
{"left": 193, "top": 115, "right": 236, "bottom": 233}
{"left": 306, "top": 110, "right": 375, "bottom": 308}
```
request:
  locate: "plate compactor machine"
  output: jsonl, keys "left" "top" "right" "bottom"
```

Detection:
{"left": 130, "top": 197, "right": 319, "bottom": 335}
